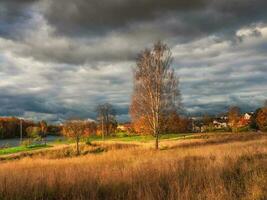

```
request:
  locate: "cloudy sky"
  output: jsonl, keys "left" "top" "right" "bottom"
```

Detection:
{"left": 0, "top": 0, "right": 267, "bottom": 123}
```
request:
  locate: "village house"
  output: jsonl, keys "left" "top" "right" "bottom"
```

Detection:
{"left": 236, "top": 112, "right": 253, "bottom": 128}
{"left": 117, "top": 123, "right": 132, "bottom": 132}
{"left": 212, "top": 119, "right": 228, "bottom": 129}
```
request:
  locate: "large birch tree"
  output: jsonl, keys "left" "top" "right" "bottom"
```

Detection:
{"left": 130, "top": 42, "right": 181, "bottom": 149}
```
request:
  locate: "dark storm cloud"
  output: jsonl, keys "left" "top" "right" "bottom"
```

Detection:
{"left": 2, "top": 0, "right": 267, "bottom": 65}
{"left": 0, "top": 90, "right": 67, "bottom": 115}
{"left": 0, "top": 0, "right": 36, "bottom": 19}
{"left": 4, "top": 0, "right": 265, "bottom": 65}
{"left": 0, "top": 0, "right": 38, "bottom": 38}
{"left": 0, "top": 87, "right": 99, "bottom": 122}
{"left": 43, "top": 0, "right": 207, "bottom": 35}
{"left": 42, "top": 0, "right": 267, "bottom": 38}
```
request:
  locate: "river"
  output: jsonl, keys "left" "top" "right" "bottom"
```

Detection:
{"left": 0, "top": 135, "right": 65, "bottom": 148}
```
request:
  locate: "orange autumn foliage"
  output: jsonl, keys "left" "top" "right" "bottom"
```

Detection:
{"left": 132, "top": 116, "right": 152, "bottom": 135}
{"left": 132, "top": 112, "right": 192, "bottom": 135}
{"left": 256, "top": 108, "right": 267, "bottom": 131}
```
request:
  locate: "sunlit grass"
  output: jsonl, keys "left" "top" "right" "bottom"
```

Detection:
{"left": 89, "top": 133, "right": 196, "bottom": 142}
{"left": 0, "top": 133, "right": 266, "bottom": 200}
{"left": 49, "top": 133, "right": 196, "bottom": 145}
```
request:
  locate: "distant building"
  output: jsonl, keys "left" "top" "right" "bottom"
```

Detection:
{"left": 236, "top": 113, "right": 253, "bottom": 128}
{"left": 192, "top": 115, "right": 229, "bottom": 133}
{"left": 213, "top": 120, "right": 228, "bottom": 129}
{"left": 117, "top": 123, "right": 132, "bottom": 132}
{"left": 227, "top": 112, "right": 254, "bottom": 129}
{"left": 243, "top": 113, "right": 252, "bottom": 120}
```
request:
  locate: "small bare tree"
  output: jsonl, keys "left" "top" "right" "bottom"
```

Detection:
{"left": 130, "top": 41, "right": 181, "bottom": 149}
{"left": 40, "top": 120, "right": 48, "bottom": 145}
{"left": 63, "top": 120, "right": 87, "bottom": 155}
{"left": 95, "top": 103, "right": 116, "bottom": 140}
{"left": 228, "top": 106, "right": 241, "bottom": 132}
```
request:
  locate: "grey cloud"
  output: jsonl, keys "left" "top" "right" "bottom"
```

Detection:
{"left": 0, "top": 0, "right": 37, "bottom": 20}
{"left": 0, "top": 0, "right": 38, "bottom": 38}
{"left": 43, "top": 0, "right": 207, "bottom": 36}
{"left": 3, "top": 0, "right": 267, "bottom": 65}
{"left": 0, "top": 0, "right": 267, "bottom": 122}
{"left": 0, "top": 88, "right": 99, "bottom": 122}
{"left": 41, "top": 0, "right": 267, "bottom": 39}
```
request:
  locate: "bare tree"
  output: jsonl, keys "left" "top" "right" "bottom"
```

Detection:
{"left": 202, "top": 114, "right": 214, "bottom": 132}
{"left": 95, "top": 103, "right": 117, "bottom": 140}
{"left": 228, "top": 106, "right": 241, "bottom": 132}
{"left": 63, "top": 120, "right": 87, "bottom": 155}
{"left": 40, "top": 120, "right": 48, "bottom": 145}
{"left": 130, "top": 41, "right": 181, "bottom": 149}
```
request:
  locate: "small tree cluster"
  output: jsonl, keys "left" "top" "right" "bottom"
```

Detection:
{"left": 95, "top": 103, "right": 117, "bottom": 139}
{"left": 25, "top": 126, "right": 42, "bottom": 146}
{"left": 228, "top": 106, "right": 241, "bottom": 132}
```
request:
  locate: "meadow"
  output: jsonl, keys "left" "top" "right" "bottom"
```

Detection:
{"left": 0, "top": 132, "right": 266, "bottom": 200}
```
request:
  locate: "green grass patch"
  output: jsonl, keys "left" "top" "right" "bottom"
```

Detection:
{"left": 110, "top": 135, "right": 154, "bottom": 142}
{"left": 108, "top": 133, "right": 196, "bottom": 143}
{"left": 0, "top": 144, "right": 52, "bottom": 155}
{"left": 159, "top": 133, "right": 195, "bottom": 140}
{"left": 50, "top": 133, "right": 198, "bottom": 145}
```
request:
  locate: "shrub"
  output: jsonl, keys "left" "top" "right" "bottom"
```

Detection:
{"left": 21, "top": 139, "right": 32, "bottom": 147}
{"left": 85, "top": 137, "right": 92, "bottom": 145}
{"left": 114, "top": 132, "right": 129, "bottom": 137}
{"left": 236, "top": 126, "right": 250, "bottom": 132}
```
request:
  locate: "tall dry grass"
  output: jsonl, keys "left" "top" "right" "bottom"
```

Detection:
{"left": 0, "top": 133, "right": 266, "bottom": 200}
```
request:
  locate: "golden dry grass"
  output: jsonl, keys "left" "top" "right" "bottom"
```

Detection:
{"left": 0, "top": 133, "right": 266, "bottom": 200}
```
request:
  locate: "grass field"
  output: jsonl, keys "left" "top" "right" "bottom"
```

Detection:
{"left": 89, "top": 133, "right": 195, "bottom": 142}
{"left": 47, "top": 133, "right": 195, "bottom": 145}
{"left": 0, "top": 132, "right": 266, "bottom": 200}
{"left": 0, "top": 133, "right": 192, "bottom": 156}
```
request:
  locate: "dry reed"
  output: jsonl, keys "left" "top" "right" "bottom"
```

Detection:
{"left": 0, "top": 133, "right": 266, "bottom": 200}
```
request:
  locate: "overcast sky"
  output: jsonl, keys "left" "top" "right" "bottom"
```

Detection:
{"left": 0, "top": 0, "right": 267, "bottom": 123}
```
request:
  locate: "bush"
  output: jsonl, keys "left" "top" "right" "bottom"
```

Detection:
{"left": 236, "top": 126, "right": 250, "bottom": 132}
{"left": 114, "top": 132, "right": 129, "bottom": 137}
{"left": 85, "top": 137, "right": 92, "bottom": 145}
{"left": 21, "top": 139, "right": 32, "bottom": 147}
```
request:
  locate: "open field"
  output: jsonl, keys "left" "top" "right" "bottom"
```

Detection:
{"left": 0, "top": 132, "right": 266, "bottom": 200}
